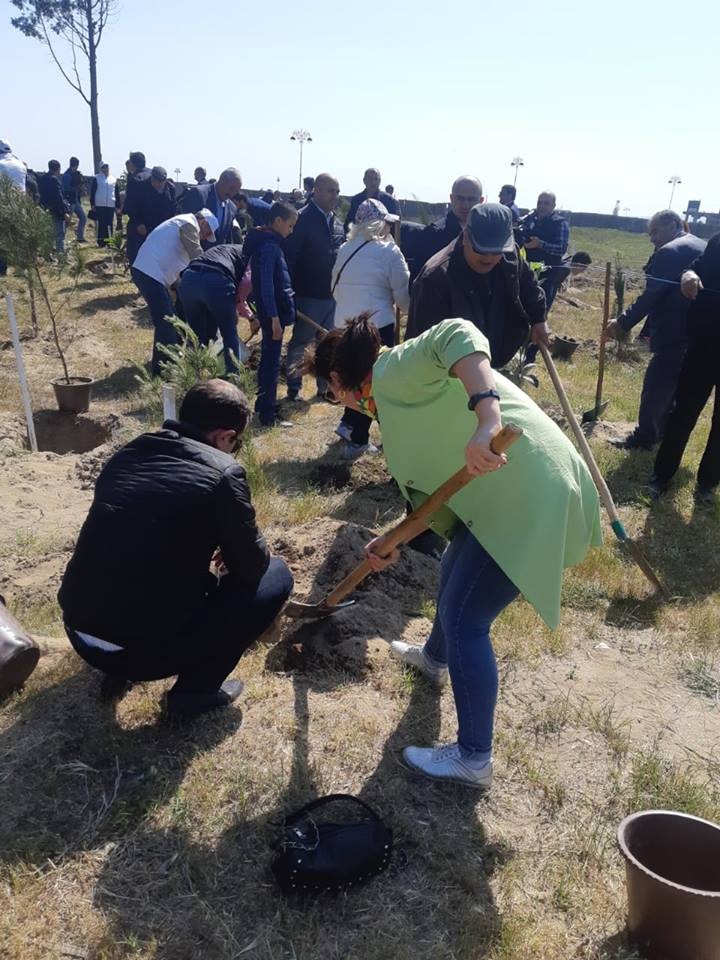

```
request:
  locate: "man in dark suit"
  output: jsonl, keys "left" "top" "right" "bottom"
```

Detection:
{"left": 344, "top": 167, "right": 399, "bottom": 230}
{"left": 38, "top": 159, "right": 70, "bottom": 254}
{"left": 284, "top": 172, "right": 344, "bottom": 400}
{"left": 123, "top": 166, "right": 178, "bottom": 263}
{"left": 408, "top": 175, "right": 484, "bottom": 283}
{"left": 123, "top": 151, "right": 152, "bottom": 263}
{"left": 181, "top": 167, "right": 242, "bottom": 247}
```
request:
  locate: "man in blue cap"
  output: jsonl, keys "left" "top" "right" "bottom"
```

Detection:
{"left": 406, "top": 202, "right": 548, "bottom": 368}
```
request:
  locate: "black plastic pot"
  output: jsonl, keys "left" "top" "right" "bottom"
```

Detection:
{"left": 618, "top": 810, "right": 720, "bottom": 960}
{"left": 50, "top": 376, "right": 94, "bottom": 414}
{"left": 550, "top": 335, "right": 580, "bottom": 360}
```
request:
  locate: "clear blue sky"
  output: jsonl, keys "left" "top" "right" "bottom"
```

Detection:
{"left": 1, "top": 0, "right": 717, "bottom": 217}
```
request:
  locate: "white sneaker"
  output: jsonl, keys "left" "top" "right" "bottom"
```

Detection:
{"left": 403, "top": 744, "right": 493, "bottom": 789}
{"left": 390, "top": 640, "right": 448, "bottom": 686}
{"left": 340, "top": 441, "right": 380, "bottom": 460}
{"left": 335, "top": 422, "right": 353, "bottom": 442}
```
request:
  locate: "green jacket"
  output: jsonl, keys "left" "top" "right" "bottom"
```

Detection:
{"left": 372, "top": 318, "right": 602, "bottom": 629}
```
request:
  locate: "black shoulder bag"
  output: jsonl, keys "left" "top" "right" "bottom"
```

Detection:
{"left": 271, "top": 793, "right": 393, "bottom": 894}
{"left": 331, "top": 240, "right": 371, "bottom": 295}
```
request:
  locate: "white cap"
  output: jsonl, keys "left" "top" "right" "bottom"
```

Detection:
{"left": 197, "top": 207, "right": 219, "bottom": 241}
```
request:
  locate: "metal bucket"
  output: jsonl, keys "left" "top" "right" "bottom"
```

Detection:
{"left": 618, "top": 810, "right": 720, "bottom": 960}
{"left": 0, "top": 597, "right": 40, "bottom": 699}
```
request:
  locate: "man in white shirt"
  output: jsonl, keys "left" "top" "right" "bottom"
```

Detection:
{"left": 0, "top": 139, "right": 28, "bottom": 276}
{"left": 131, "top": 209, "right": 219, "bottom": 374}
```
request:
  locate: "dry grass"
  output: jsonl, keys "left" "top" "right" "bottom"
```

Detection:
{"left": 2, "top": 231, "right": 720, "bottom": 959}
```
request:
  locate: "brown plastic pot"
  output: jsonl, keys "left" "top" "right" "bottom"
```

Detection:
{"left": 618, "top": 810, "right": 720, "bottom": 960}
{"left": 0, "top": 598, "right": 40, "bottom": 699}
{"left": 51, "top": 376, "right": 94, "bottom": 414}
{"left": 550, "top": 335, "right": 580, "bottom": 360}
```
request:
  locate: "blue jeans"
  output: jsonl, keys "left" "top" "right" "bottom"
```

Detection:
{"left": 131, "top": 267, "right": 178, "bottom": 375}
{"left": 635, "top": 344, "right": 687, "bottom": 447}
{"left": 53, "top": 217, "right": 66, "bottom": 254}
{"left": 255, "top": 320, "right": 286, "bottom": 424}
{"left": 66, "top": 557, "right": 293, "bottom": 695}
{"left": 423, "top": 524, "right": 520, "bottom": 761}
{"left": 178, "top": 267, "right": 241, "bottom": 372}
{"left": 70, "top": 200, "right": 86, "bottom": 240}
{"left": 285, "top": 296, "right": 336, "bottom": 395}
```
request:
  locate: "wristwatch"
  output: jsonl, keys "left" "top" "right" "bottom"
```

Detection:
{"left": 467, "top": 390, "right": 500, "bottom": 411}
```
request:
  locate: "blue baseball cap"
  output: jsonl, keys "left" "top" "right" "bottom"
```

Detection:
{"left": 467, "top": 202, "right": 514, "bottom": 254}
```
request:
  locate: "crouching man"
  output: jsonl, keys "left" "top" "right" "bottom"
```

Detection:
{"left": 58, "top": 379, "right": 293, "bottom": 719}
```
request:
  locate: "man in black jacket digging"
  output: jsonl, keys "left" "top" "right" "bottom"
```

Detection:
{"left": 58, "top": 380, "right": 293, "bottom": 719}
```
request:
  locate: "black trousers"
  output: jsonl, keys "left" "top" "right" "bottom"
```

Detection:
{"left": 654, "top": 337, "right": 720, "bottom": 490}
{"left": 66, "top": 557, "right": 294, "bottom": 695}
{"left": 340, "top": 322, "right": 395, "bottom": 445}
{"left": 96, "top": 207, "right": 115, "bottom": 246}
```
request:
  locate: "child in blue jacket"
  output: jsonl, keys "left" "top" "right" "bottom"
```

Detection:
{"left": 243, "top": 202, "right": 298, "bottom": 426}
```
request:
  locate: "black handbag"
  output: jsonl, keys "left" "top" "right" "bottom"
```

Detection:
{"left": 271, "top": 794, "right": 393, "bottom": 894}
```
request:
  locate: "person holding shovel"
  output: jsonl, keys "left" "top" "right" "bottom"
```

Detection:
{"left": 307, "top": 315, "right": 601, "bottom": 789}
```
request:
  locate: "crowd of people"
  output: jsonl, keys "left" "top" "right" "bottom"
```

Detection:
{"left": 2, "top": 137, "right": 719, "bottom": 789}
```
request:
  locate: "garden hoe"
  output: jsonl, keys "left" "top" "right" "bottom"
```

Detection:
{"left": 540, "top": 341, "right": 667, "bottom": 598}
{"left": 582, "top": 261, "right": 612, "bottom": 424}
{"left": 284, "top": 424, "right": 524, "bottom": 620}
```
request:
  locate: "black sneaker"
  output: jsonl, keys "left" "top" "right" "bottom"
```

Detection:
{"left": 408, "top": 528, "right": 445, "bottom": 561}
{"left": 610, "top": 433, "right": 654, "bottom": 451}
{"left": 647, "top": 475, "right": 669, "bottom": 500}
{"left": 100, "top": 674, "right": 134, "bottom": 702}
{"left": 286, "top": 390, "right": 301, "bottom": 402}
{"left": 166, "top": 679, "right": 244, "bottom": 720}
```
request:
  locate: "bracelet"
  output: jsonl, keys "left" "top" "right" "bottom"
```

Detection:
{"left": 467, "top": 390, "right": 500, "bottom": 411}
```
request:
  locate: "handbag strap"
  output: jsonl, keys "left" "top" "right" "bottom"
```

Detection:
{"left": 331, "top": 240, "right": 371, "bottom": 295}
{"left": 285, "top": 793, "right": 381, "bottom": 826}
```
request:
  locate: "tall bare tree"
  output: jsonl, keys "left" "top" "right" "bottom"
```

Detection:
{"left": 11, "top": 1, "right": 119, "bottom": 173}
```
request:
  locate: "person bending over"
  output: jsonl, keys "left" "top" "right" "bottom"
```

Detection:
{"left": 307, "top": 315, "right": 600, "bottom": 789}
{"left": 58, "top": 380, "right": 294, "bottom": 720}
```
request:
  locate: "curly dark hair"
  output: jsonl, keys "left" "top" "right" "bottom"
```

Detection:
{"left": 305, "top": 312, "right": 381, "bottom": 391}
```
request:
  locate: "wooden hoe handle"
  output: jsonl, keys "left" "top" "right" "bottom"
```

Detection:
{"left": 323, "top": 423, "right": 523, "bottom": 608}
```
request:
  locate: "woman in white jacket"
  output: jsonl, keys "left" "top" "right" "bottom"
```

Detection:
{"left": 331, "top": 198, "right": 410, "bottom": 458}
{"left": 90, "top": 162, "right": 117, "bottom": 247}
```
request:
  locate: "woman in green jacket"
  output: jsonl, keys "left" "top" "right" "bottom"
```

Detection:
{"left": 309, "top": 315, "right": 602, "bottom": 789}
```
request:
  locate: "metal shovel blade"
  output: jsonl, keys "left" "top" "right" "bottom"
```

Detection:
{"left": 284, "top": 598, "right": 356, "bottom": 621}
{"left": 581, "top": 399, "right": 609, "bottom": 424}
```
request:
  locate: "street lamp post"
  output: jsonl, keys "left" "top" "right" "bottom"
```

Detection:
{"left": 668, "top": 176, "right": 682, "bottom": 208}
{"left": 510, "top": 156, "right": 524, "bottom": 187}
{"left": 174, "top": 167, "right": 181, "bottom": 182}
{"left": 290, "top": 129, "right": 312, "bottom": 189}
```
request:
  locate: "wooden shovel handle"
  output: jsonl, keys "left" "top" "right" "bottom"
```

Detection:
{"left": 539, "top": 341, "right": 620, "bottom": 523}
{"left": 323, "top": 423, "right": 523, "bottom": 608}
{"left": 595, "top": 261, "right": 612, "bottom": 409}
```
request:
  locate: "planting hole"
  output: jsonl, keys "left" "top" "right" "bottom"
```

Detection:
{"left": 33, "top": 411, "right": 115, "bottom": 455}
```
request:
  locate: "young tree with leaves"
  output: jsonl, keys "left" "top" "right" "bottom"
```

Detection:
{"left": 10, "top": 0, "right": 119, "bottom": 173}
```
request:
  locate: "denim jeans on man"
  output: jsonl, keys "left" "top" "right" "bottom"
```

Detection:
{"left": 66, "top": 556, "right": 293, "bottom": 695}
{"left": 178, "top": 266, "right": 241, "bottom": 373}
{"left": 422, "top": 524, "right": 519, "bottom": 761}
{"left": 70, "top": 200, "right": 86, "bottom": 241}
{"left": 285, "top": 297, "right": 336, "bottom": 396}
{"left": 130, "top": 266, "right": 178, "bottom": 375}
{"left": 53, "top": 217, "right": 66, "bottom": 254}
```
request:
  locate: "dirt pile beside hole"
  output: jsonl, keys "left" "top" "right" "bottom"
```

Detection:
{"left": 583, "top": 420, "right": 636, "bottom": 444}
{"left": 0, "top": 415, "right": 28, "bottom": 457}
{"left": 270, "top": 519, "right": 440, "bottom": 673}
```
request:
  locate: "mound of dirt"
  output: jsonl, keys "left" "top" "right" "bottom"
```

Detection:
{"left": 271, "top": 519, "right": 440, "bottom": 674}
{"left": 583, "top": 419, "right": 636, "bottom": 444}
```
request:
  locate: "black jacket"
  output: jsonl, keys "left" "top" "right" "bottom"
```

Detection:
{"left": 58, "top": 421, "right": 270, "bottom": 645}
{"left": 686, "top": 233, "right": 720, "bottom": 344}
{"left": 123, "top": 177, "right": 177, "bottom": 236}
{"left": 406, "top": 238, "right": 546, "bottom": 368}
{"left": 408, "top": 209, "right": 464, "bottom": 282}
{"left": 284, "top": 202, "right": 344, "bottom": 299}
{"left": 181, "top": 182, "right": 236, "bottom": 246}
{"left": 123, "top": 167, "right": 151, "bottom": 215}
{"left": 187, "top": 243, "right": 248, "bottom": 285}
{"left": 38, "top": 172, "right": 68, "bottom": 220}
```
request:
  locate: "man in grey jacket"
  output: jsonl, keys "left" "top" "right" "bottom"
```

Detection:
{"left": 605, "top": 210, "right": 706, "bottom": 449}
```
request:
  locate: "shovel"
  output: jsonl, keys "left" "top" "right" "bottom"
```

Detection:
{"left": 582, "top": 261, "right": 612, "bottom": 424}
{"left": 539, "top": 341, "right": 667, "bottom": 597}
{"left": 284, "top": 423, "right": 523, "bottom": 620}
